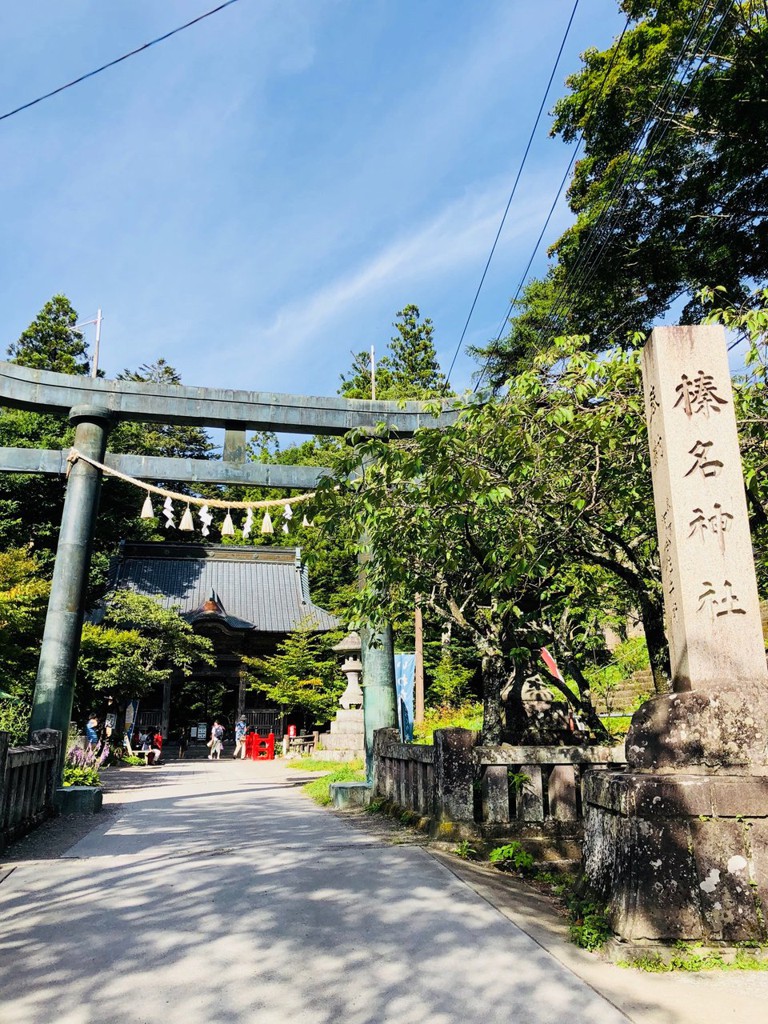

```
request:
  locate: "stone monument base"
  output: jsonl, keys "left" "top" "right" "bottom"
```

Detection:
{"left": 583, "top": 770, "right": 768, "bottom": 944}
{"left": 316, "top": 707, "right": 365, "bottom": 762}
{"left": 329, "top": 781, "right": 371, "bottom": 810}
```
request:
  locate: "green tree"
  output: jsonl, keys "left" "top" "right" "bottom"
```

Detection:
{"left": 340, "top": 305, "right": 446, "bottom": 399}
{"left": 0, "top": 295, "right": 91, "bottom": 552}
{"left": 110, "top": 359, "right": 215, "bottom": 462}
{"left": 8, "top": 294, "right": 90, "bottom": 374}
{"left": 478, "top": 2, "right": 768, "bottom": 383}
{"left": 0, "top": 549, "right": 51, "bottom": 697}
{"left": 77, "top": 591, "right": 215, "bottom": 717}
{"left": 703, "top": 286, "right": 768, "bottom": 590}
{"left": 317, "top": 340, "right": 675, "bottom": 742}
{"left": 243, "top": 623, "right": 344, "bottom": 725}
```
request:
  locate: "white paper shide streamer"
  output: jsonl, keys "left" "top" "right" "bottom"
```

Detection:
{"left": 198, "top": 504, "right": 213, "bottom": 537}
{"left": 163, "top": 497, "right": 175, "bottom": 529}
{"left": 242, "top": 507, "right": 254, "bottom": 539}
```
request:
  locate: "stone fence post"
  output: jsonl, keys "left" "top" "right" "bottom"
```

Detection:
{"left": 433, "top": 728, "right": 477, "bottom": 823}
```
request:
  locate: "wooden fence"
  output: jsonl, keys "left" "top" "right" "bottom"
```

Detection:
{"left": 0, "top": 729, "right": 61, "bottom": 852}
{"left": 373, "top": 727, "right": 626, "bottom": 830}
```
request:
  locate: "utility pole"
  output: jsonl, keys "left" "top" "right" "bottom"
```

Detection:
{"left": 414, "top": 600, "right": 425, "bottom": 725}
{"left": 91, "top": 308, "right": 103, "bottom": 378}
{"left": 370, "top": 345, "right": 376, "bottom": 400}
{"left": 73, "top": 309, "right": 103, "bottom": 377}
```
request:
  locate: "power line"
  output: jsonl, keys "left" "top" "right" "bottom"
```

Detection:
{"left": 473, "top": 143, "right": 582, "bottom": 392}
{"left": 472, "top": 12, "right": 633, "bottom": 392}
{"left": 443, "top": 0, "right": 581, "bottom": 389}
{"left": 0, "top": 0, "right": 245, "bottom": 124}
{"left": 534, "top": 0, "right": 733, "bottom": 349}
{"left": 479, "top": 0, "right": 731, "bottom": 395}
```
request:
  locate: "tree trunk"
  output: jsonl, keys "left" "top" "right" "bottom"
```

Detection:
{"left": 499, "top": 661, "right": 528, "bottom": 744}
{"left": 562, "top": 660, "right": 612, "bottom": 742}
{"left": 480, "top": 654, "right": 506, "bottom": 744}
{"left": 638, "top": 593, "right": 671, "bottom": 694}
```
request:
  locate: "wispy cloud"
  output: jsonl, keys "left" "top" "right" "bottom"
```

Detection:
{"left": 222, "top": 171, "right": 562, "bottom": 376}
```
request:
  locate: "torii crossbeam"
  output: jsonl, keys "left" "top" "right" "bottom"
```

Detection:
{"left": 0, "top": 360, "right": 456, "bottom": 767}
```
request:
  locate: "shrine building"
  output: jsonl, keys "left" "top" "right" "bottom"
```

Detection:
{"left": 107, "top": 542, "right": 338, "bottom": 737}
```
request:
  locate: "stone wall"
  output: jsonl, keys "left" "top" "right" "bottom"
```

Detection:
{"left": 372, "top": 727, "right": 625, "bottom": 857}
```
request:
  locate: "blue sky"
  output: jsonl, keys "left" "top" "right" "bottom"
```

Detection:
{"left": 0, "top": 1, "right": 624, "bottom": 401}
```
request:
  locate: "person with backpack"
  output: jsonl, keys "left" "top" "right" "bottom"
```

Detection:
{"left": 208, "top": 720, "right": 225, "bottom": 760}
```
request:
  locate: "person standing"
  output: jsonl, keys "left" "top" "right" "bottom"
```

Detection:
{"left": 208, "top": 720, "right": 225, "bottom": 760}
{"left": 85, "top": 714, "right": 99, "bottom": 749}
{"left": 178, "top": 727, "right": 188, "bottom": 759}
{"left": 233, "top": 717, "right": 247, "bottom": 759}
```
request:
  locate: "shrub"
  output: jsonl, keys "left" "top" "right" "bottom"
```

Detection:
{"left": 453, "top": 840, "right": 477, "bottom": 860}
{"left": 568, "top": 899, "right": 612, "bottom": 951}
{"left": 121, "top": 754, "right": 145, "bottom": 766}
{"left": 0, "top": 699, "right": 31, "bottom": 747}
{"left": 62, "top": 744, "right": 102, "bottom": 787}
{"left": 62, "top": 765, "right": 101, "bottom": 787}
{"left": 489, "top": 842, "right": 535, "bottom": 875}
{"left": 562, "top": 880, "right": 612, "bottom": 951}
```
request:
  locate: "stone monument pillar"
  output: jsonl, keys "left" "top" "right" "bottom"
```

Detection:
{"left": 583, "top": 326, "right": 768, "bottom": 947}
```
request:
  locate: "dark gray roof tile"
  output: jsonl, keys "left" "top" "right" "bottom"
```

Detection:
{"left": 111, "top": 543, "right": 338, "bottom": 633}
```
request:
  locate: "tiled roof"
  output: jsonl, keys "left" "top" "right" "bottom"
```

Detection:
{"left": 110, "top": 543, "right": 338, "bottom": 634}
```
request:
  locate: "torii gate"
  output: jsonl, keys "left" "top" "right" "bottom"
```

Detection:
{"left": 0, "top": 361, "right": 455, "bottom": 770}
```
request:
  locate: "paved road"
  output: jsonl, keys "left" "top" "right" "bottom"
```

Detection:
{"left": 1, "top": 760, "right": 765, "bottom": 1024}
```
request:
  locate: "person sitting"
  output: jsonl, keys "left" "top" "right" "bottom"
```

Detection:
{"left": 141, "top": 726, "right": 162, "bottom": 765}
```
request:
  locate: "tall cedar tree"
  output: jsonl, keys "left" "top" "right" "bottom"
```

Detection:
{"left": 340, "top": 305, "right": 446, "bottom": 399}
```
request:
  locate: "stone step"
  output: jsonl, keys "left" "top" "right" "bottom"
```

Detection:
{"left": 311, "top": 749, "right": 363, "bottom": 762}
{"left": 318, "top": 733, "right": 364, "bottom": 752}
{"left": 328, "top": 720, "right": 365, "bottom": 736}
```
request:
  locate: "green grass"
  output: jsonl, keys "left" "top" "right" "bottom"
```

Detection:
{"left": 620, "top": 944, "right": 768, "bottom": 972}
{"left": 413, "top": 702, "right": 483, "bottom": 745}
{"left": 287, "top": 757, "right": 364, "bottom": 773}
{"left": 601, "top": 715, "right": 632, "bottom": 738}
{"left": 301, "top": 763, "right": 366, "bottom": 805}
{"left": 286, "top": 756, "right": 366, "bottom": 805}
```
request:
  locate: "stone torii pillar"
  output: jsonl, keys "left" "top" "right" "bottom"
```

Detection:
{"left": 0, "top": 362, "right": 454, "bottom": 783}
{"left": 583, "top": 326, "right": 768, "bottom": 947}
{"left": 29, "top": 405, "right": 113, "bottom": 754}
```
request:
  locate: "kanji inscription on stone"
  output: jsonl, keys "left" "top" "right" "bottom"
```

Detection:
{"left": 642, "top": 325, "right": 767, "bottom": 691}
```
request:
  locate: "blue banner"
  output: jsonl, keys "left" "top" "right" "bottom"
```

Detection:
{"left": 394, "top": 653, "right": 416, "bottom": 741}
{"left": 124, "top": 700, "right": 140, "bottom": 747}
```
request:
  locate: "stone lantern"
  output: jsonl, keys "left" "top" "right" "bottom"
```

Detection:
{"left": 313, "top": 632, "right": 366, "bottom": 761}
{"left": 332, "top": 631, "right": 363, "bottom": 710}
